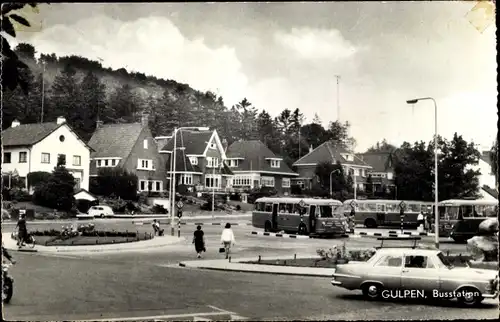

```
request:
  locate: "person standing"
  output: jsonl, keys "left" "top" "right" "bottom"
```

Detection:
{"left": 220, "top": 223, "right": 235, "bottom": 259}
{"left": 193, "top": 225, "right": 205, "bottom": 258}
{"left": 16, "top": 213, "right": 27, "bottom": 247}
{"left": 417, "top": 211, "right": 425, "bottom": 232}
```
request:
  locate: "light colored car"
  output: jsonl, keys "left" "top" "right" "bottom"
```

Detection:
{"left": 87, "top": 205, "right": 114, "bottom": 218}
{"left": 331, "top": 247, "right": 499, "bottom": 306}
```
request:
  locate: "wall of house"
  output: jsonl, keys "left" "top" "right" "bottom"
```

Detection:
{"left": 2, "top": 147, "right": 31, "bottom": 187}
{"left": 470, "top": 160, "right": 496, "bottom": 188}
{"left": 295, "top": 165, "right": 317, "bottom": 181}
{"left": 123, "top": 127, "right": 167, "bottom": 191}
{"left": 30, "top": 125, "right": 90, "bottom": 190}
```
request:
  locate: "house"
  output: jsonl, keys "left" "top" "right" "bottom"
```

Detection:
{"left": 158, "top": 129, "right": 233, "bottom": 193}
{"left": 88, "top": 114, "right": 166, "bottom": 193}
{"left": 225, "top": 140, "right": 298, "bottom": 195}
{"left": 292, "top": 141, "right": 372, "bottom": 191}
{"left": 1, "top": 117, "right": 92, "bottom": 192}
{"left": 356, "top": 151, "right": 397, "bottom": 194}
{"left": 471, "top": 150, "right": 498, "bottom": 200}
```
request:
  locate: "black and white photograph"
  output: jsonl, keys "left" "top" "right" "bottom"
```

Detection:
{"left": 1, "top": 2, "right": 498, "bottom": 321}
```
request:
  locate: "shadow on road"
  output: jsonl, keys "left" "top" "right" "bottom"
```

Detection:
{"left": 332, "top": 293, "right": 498, "bottom": 309}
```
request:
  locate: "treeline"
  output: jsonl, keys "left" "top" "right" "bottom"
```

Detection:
{"left": 3, "top": 43, "right": 354, "bottom": 167}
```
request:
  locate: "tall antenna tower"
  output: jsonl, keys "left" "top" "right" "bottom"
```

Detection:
{"left": 335, "top": 75, "right": 341, "bottom": 122}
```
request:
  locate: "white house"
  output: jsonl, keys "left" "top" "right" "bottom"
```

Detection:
{"left": 2, "top": 117, "right": 92, "bottom": 192}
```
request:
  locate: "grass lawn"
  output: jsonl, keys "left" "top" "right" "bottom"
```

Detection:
{"left": 34, "top": 234, "right": 152, "bottom": 246}
{"left": 242, "top": 255, "right": 472, "bottom": 268}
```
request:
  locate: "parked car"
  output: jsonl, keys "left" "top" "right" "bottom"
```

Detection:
{"left": 87, "top": 205, "right": 114, "bottom": 218}
{"left": 331, "top": 247, "right": 498, "bottom": 306}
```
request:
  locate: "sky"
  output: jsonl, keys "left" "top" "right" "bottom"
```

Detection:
{"left": 10, "top": 2, "right": 497, "bottom": 152}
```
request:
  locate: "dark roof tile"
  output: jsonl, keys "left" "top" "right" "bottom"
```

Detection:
{"left": 88, "top": 123, "right": 144, "bottom": 159}
{"left": 293, "top": 141, "right": 371, "bottom": 167}
{"left": 160, "top": 130, "right": 213, "bottom": 155}
{"left": 357, "top": 152, "right": 395, "bottom": 172}
{"left": 2, "top": 123, "right": 63, "bottom": 147}
{"left": 226, "top": 140, "right": 297, "bottom": 175}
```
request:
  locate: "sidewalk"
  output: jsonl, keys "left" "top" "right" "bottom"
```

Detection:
{"left": 178, "top": 254, "right": 335, "bottom": 277}
{"left": 2, "top": 232, "right": 184, "bottom": 253}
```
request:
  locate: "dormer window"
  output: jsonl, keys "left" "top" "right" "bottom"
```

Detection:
{"left": 270, "top": 160, "right": 280, "bottom": 168}
{"left": 189, "top": 157, "right": 198, "bottom": 165}
{"left": 207, "top": 157, "right": 219, "bottom": 168}
{"left": 229, "top": 159, "right": 239, "bottom": 167}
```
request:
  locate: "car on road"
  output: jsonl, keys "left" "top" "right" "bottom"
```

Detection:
{"left": 88, "top": 205, "right": 114, "bottom": 218}
{"left": 331, "top": 247, "right": 499, "bottom": 306}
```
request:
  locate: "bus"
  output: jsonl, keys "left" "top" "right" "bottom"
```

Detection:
{"left": 252, "top": 197, "right": 346, "bottom": 237}
{"left": 436, "top": 199, "right": 498, "bottom": 242}
{"left": 343, "top": 199, "right": 434, "bottom": 228}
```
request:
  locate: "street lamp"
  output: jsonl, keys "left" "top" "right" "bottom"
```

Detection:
{"left": 170, "top": 126, "right": 210, "bottom": 236}
{"left": 406, "top": 97, "right": 439, "bottom": 249}
{"left": 330, "top": 169, "right": 341, "bottom": 197}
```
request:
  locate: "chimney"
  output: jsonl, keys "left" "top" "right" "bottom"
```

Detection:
{"left": 11, "top": 119, "right": 20, "bottom": 128}
{"left": 309, "top": 144, "right": 313, "bottom": 153}
{"left": 96, "top": 120, "right": 103, "bottom": 129}
{"left": 56, "top": 116, "right": 66, "bottom": 124}
{"left": 141, "top": 113, "right": 149, "bottom": 127}
{"left": 222, "top": 138, "right": 228, "bottom": 152}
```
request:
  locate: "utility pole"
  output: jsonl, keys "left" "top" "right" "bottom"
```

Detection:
{"left": 335, "top": 75, "right": 341, "bottom": 122}
{"left": 41, "top": 62, "right": 46, "bottom": 123}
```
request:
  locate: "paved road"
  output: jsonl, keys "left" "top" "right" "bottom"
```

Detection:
{"left": 4, "top": 250, "right": 498, "bottom": 321}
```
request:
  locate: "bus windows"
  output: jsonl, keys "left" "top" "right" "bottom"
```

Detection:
{"left": 318, "top": 205, "right": 333, "bottom": 218}
{"left": 255, "top": 202, "right": 265, "bottom": 211}
{"left": 376, "top": 204, "right": 385, "bottom": 212}
{"left": 462, "top": 205, "right": 475, "bottom": 218}
{"left": 264, "top": 203, "right": 273, "bottom": 212}
{"left": 408, "top": 203, "right": 420, "bottom": 213}
{"left": 293, "top": 204, "right": 304, "bottom": 214}
{"left": 278, "top": 203, "right": 287, "bottom": 213}
{"left": 386, "top": 204, "right": 397, "bottom": 212}
{"left": 365, "top": 203, "right": 377, "bottom": 212}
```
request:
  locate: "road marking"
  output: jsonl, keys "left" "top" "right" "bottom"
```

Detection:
{"left": 206, "top": 305, "right": 229, "bottom": 313}
{"left": 193, "top": 317, "right": 212, "bottom": 321}
{"left": 89, "top": 311, "right": 238, "bottom": 321}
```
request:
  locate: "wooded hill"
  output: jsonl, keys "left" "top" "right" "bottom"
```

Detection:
{"left": 3, "top": 43, "right": 354, "bottom": 167}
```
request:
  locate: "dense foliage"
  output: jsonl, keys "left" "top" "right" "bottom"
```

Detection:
{"left": 3, "top": 43, "right": 355, "bottom": 167}
{"left": 89, "top": 168, "right": 138, "bottom": 200}
{"left": 394, "top": 133, "right": 481, "bottom": 201}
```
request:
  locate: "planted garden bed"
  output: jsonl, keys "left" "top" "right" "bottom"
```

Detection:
{"left": 26, "top": 229, "right": 154, "bottom": 246}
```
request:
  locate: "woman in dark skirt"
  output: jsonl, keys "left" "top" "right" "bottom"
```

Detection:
{"left": 193, "top": 225, "right": 205, "bottom": 258}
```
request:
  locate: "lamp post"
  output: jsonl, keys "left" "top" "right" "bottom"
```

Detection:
{"left": 330, "top": 169, "right": 341, "bottom": 197}
{"left": 406, "top": 97, "right": 439, "bottom": 249}
{"left": 170, "top": 126, "right": 209, "bottom": 236}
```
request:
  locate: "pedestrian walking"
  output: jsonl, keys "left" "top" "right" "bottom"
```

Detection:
{"left": 220, "top": 223, "right": 235, "bottom": 259}
{"left": 16, "top": 213, "right": 28, "bottom": 247}
{"left": 193, "top": 225, "right": 206, "bottom": 258}
{"left": 417, "top": 211, "right": 424, "bottom": 232}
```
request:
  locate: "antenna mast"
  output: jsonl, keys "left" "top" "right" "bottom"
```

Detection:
{"left": 335, "top": 75, "right": 341, "bottom": 122}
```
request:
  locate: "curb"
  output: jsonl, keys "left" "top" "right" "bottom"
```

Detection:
{"left": 250, "top": 231, "right": 434, "bottom": 239}
{"left": 356, "top": 231, "right": 435, "bottom": 237}
{"left": 178, "top": 264, "right": 333, "bottom": 278}
{"left": 250, "top": 231, "right": 312, "bottom": 239}
{"left": 135, "top": 222, "right": 252, "bottom": 226}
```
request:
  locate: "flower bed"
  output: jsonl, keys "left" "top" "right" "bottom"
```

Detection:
{"left": 20, "top": 228, "right": 154, "bottom": 247}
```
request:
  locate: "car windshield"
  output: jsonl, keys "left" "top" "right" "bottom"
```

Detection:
{"left": 436, "top": 252, "right": 453, "bottom": 268}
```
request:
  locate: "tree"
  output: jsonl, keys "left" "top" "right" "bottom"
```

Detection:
{"left": 1, "top": 3, "right": 41, "bottom": 94}
{"left": 107, "top": 83, "right": 144, "bottom": 123}
{"left": 394, "top": 141, "right": 434, "bottom": 201}
{"left": 490, "top": 140, "right": 498, "bottom": 186}
{"left": 437, "top": 133, "right": 481, "bottom": 200}
{"left": 300, "top": 122, "right": 330, "bottom": 151}
{"left": 236, "top": 98, "right": 258, "bottom": 140}
{"left": 257, "top": 110, "right": 281, "bottom": 154}
{"left": 326, "top": 121, "right": 355, "bottom": 150}
{"left": 89, "top": 168, "right": 138, "bottom": 200}
{"left": 78, "top": 70, "right": 108, "bottom": 141}
{"left": 33, "top": 155, "right": 76, "bottom": 211}
{"left": 314, "top": 161, "right": 347, "bottom": 196}
{"left": 312, "top": 113, "right": 322, "bottom": 125}
{"left": 50, "top": 64, "right": 81, "bottom": 123}
{"left": 365, "top": 174, "right": 373, "bottom": 195}
{"left": 366, "top": 139, "right": 397, "bottom": 153}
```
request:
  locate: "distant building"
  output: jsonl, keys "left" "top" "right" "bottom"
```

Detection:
{"left": 292, "top": 141, "right": 371, "bottom": 191}
{"left": 2, "top": 117, "right": 92, "bottom": 192}
{"left": 88, "top": 114, "right": 166, "bottom": 193}
{"left": 225, "top": 140, "right": 298, "bottom": 195}
{"left": 158, "top": 129, "right": 233, "bottom": 193}
{"left": 356, "top": 151, "right": 396, "bottom": 195}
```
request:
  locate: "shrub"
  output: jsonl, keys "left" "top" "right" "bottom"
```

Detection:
{"left": 151, "top": 204, "right": 168, "bottom": 214}
{"left": 90, "top": 168, "right": 138, "bottom": 200}
{"left": 32, "top": 161, "right": 75, "bottom": 211}
{"left": 9, "top": 188, "right": 32, "bottom": 202}
{"left": 236, "top": 205, "right": 241, "bottom": 211}
{"left": 229, "top": 193, "right": 241, "bottom": 201}
{"left": 27, "top": 171, "right": 52, "bottom": 189}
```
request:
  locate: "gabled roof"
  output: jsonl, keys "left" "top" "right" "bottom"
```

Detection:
{"left": 88, "top": 123, "right": 144, "bottom": 159}
{"left": 226, "top": 140, "right": 297, "bottom": 175}
{"left": 293, "top": 141, "right": 371, "bottom": 168}
{"left": 2, "top": 122, "right": 63, "bottom": 147}
{"left": 166, "top": 152, "right": 202, "bottom": 173}
{"left": 160, "top": 130, "right": 213, "bottom": 155}
{"left": 357, "top": 152, "right": 395, "bottom": 173}
{"left": 482, "top": 185, "right": 498, "bottom": 199}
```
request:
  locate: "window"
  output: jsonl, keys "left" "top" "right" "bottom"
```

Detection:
{"left": 41, "top": 153, "right": 50, "bottom": 164}
{"left": 97, "top": 160, "right": 102, "bottom": 167}
{"left": 387, "top": 172, "right": 393, "bottom": 180}
{"left": 404, "top": 256, "right": 429, "bottom": 269}
{"left": 105, "top": 159, "right": 109, "bottom": 166}
{"left": 270, "top": 160, "right": 280, "bottom": 168}
{"left": 210, "top": 142, "right": 217, "bottom": 149}
{"left": 59, "top": 135, "right": 65, "bottom": 142}
{"left": 375, "top": 256, "right": 403, "bottom": 267}
{"left": 155, "top": 181, "right": 161, "bottom": 192}
{"left": 181, "top": 174, "right": 193, "bottom": 185}
{"left": 264, "top": 203, "right": 273, "bottom": 212}
{"left": 261, "top": 176, "right": 275, "bottom": 187}
{"left": 233, "top": 175, "right": 251, "bottom": 186}
{"left": 282, "top": 178, "right": 291, "bottom": 188}
{"left": 73, "top": 155, "right": 81, "bottom": 166}
{"left": 112, "top": 159, "right": 116, "bottom": 166}
{"left": 207, "top": 157, "right": 219, "bottom": 168}
{"left": 189, "top": 157, "right": 198, "bottom": 165}
{"left": 353, "top": 169, "right": 359, "bottom": 176}
{"left": 139, "top": 180, "right": 147, "bottom": 191}
{"left": 143, "top": 139, "right": 148, "bottom": 149}
{"left": 19, "top": 152, "right": 27, "bottom": 163}
{"left": 138, "top": 159, "right": 153, "bottom": 170}
{"left": 74, "top": 178, "right": 81, "bottom": 189}
{"left": 3, "top": 152, "right": 12, "bottom": 164}
{"left": 205, "top": 175, "right": 221, "bottom": 188}
{"left": 255, "top": 202, "right": 265, "bottom": 211}
{"left": 228, "top": 159, "right": 239, "bottom": 167}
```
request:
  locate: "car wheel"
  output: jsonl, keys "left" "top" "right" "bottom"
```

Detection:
{"left": 457, "top": 287, "right": 483, "bottom": 307}
{"left": 364, "top": 218, "right": 377, "bottom": 228}
{"left": 362, "top": 283, "right": 382, "bottom": 300}
{"left": 264, "top": 221, "right": 272, "bottom": 232}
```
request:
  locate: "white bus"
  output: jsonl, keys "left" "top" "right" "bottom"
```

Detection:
{"left": 252, "top": 197, "right": 347, "bottom": 237}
